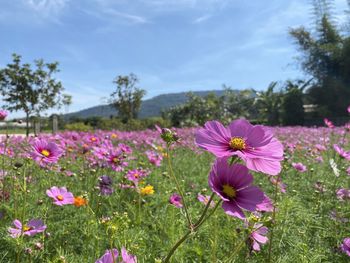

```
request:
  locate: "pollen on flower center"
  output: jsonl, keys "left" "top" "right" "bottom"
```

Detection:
{"left": 112, "top": 157, "right": 120, "bottom": 164}
{"left": 229, "top": 137, "right": 246, "bottom": 150}
{"left": 23, "top": 225, "right": 32, "bottom": 232}
{"left": 56, "top": 195, "right": 64, "bottom": 201}
{"left": 222, "top": 184, "right": 236, "bottom": 198}
{"left": 41, "top": 149, "right": 50, "bottom": 157}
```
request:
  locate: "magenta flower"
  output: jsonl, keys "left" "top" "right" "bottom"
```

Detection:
{"left": 125, "top": 169, "right": 149, "bottom": 184}
{"left": 95, "top": 249, "right": 119, "bottom": 263}
{"left": 324, "top": 118, "right": 335, "bottom": 128}
{"left": 292, "top": 162, "right": 307, "bottom": 173}
{"left": 347, "top": 105, "right": 350, "bottom": 114}
{"left": 107, "top": 150, "right": 128, "bottom": 172}
{"left": 196, "top": 119, "right": 283, "bottom": 175}
{"left": 336, "top": 188, "right": 350, "bottom": 201}
{"left": 249, "top": 224, "right": 268, "bottom": 252}
{"left": 145, "top": 150, "right": 163, "bottom": 167}
{"left": 8, "top": 219, "right": 46, "bottom": 238}
{"left": 333, "top": 144, "right": 350, "bottom": 160}
{"left": 256, "top": 194, "right": 274, "bottom": 212}
{"left": 0, "top": 110, "right": 8, "bottom": 121}
{"left": 95, "top": 248, "right": 137, "bottom": 263}
{"left": 197, "top": 193, "right": 215, "bottom": 208}
{"left": 169, "top": 193, "right": 183, "bottom": 208}
{"left": 121, "top": 247, "right": 137, "bottom": 263}
{"left": 341, "top": 238, "right": 350, "bottom": 256}
{"left": 31, "top": 139, "right": 63, "bottom": 166}
{"left": 46, "top": 186, "right": 74, "bottom": 206}
{"left": 209, "top": 158, "right": 264, "bottom": 219}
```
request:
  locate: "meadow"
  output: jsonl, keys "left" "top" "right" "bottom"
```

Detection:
{"left": 0, "top": 119, "right": 350, "bottom": 263}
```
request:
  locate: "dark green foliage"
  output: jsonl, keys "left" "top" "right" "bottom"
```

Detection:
{"left": 162, "top": 88, "right": 256, "bottom": 127}
{"left": 281, "top": 80, "right": 311, "bottom": 126}
{"left": 290, "top": 1, "right": 350, "bottom": 117}
{"left": 254, "top": 82, "right": 283, "bottom": 125}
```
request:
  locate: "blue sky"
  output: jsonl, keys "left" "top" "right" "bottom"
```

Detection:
{"left": 0, "top": 0, "right": 348, "bottom": 117}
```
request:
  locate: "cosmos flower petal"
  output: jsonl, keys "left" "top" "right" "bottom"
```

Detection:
{"left": 222, "top": 201, "right": 245, "bottom": 219}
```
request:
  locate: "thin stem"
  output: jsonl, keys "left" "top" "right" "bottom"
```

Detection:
{"left": 163, "top": 199, "right": 222, "bottom": 263}
{"left": 224, "top": 238, "right": 247, "bottom": 263}
{"left": 166, "top": 146, "right": 192, "bottom": 228}
{"left": 267, "top": 173, "right": 281, "bottom": 263}
{"left": 193, "top": 193, "right": 215, "bottom": 228}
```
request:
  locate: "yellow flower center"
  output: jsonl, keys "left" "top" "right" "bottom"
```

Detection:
{"left": 140, "top": 185, "right": 155, "bottom": 195}
{"left": 23, "top": 225, "right": 32, "bottom": 232}
{"left": 222, "top": 184, "right": 236, "bottom": 198}
{"left": 90, "top": 137, "right": 97, "bottom": 142}
{"left": 229, "top": 137, "right": 246, "bottom": 150}
{"left": 134, "top": 173, "right": 139, "bottom": 178}
{"left": 112, "top": 157, "right": 120, "bottom": 164}
{"left": 57, "top": 195, "right": 64, "bottom": 201}
{"left": 41, "top": 149, "right": 50, "bottom": 157}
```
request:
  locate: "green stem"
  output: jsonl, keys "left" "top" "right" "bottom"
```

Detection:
{"left": 166, "top": 146, "right": 192, "bottom": 228}
{"left": 163, "top": 199, "right": 221, "bottom": 262}
{"left": 267, "top": 173, "right": 281, "bottom": 263}
{"left": 224, "top": 238, "right": 247, "bottom": 263}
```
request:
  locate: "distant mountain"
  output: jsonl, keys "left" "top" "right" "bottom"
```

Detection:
{"left": 65, "top": 90, "right": 230, "bottom": 119}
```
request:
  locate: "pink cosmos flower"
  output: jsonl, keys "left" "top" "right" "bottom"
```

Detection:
{"left": 249, "top": 224, "right": 268, "bottom": 252}
{"left": 292, "top": 162, "right": 307, "bottom": 173}
{"left": 324, "top": 118, "right": 335, "bottom": 128}
{"left": 121, "top": 247, "right": 137, "bottom": 263}
{"left": 8, "top": 219, "right": 46, "bottom": 238}
{"left": 169, "top": 193, "right": 183, "bottom": 208}
{"left": 336, "top": 188, "right": 350, "bottom": 201}
{"left": 31, "top": 139, "right": 63, "bottom": 166}
{"left": 347, "top": 105, "right": 350, "bottom": 114}
{"left": 0, "top": 110, "right": 8, "bottom": 121}
{"left": 197, "top": 193, "right": 215, "bottom": 208}
{"left": 95, "top": 247, "right": 137, "bottom": 263}
{"left": 196, "top": 119, "right": 284, "bottom": 175}
{"left": 125, "top": 169, "right": 149, "bottom": 183}
{"left": 209, "top": 158, "right": 264, "bottom": 219}
{"left": 269, "top": 176, "right": 287, "bottom": 193}
{"left": 256, "top": 194, "right": 274, "bottom": 212}
{"left": 95, "top": 249, "right": 119, "bottom": 263}
{"left": 341, "top": 238, "right": 350, "bottom": 256}
{"left": 145, "top": 150, "right": 163, "bottom": 167}
{"left": 107, "top": 150, "right": 128, "bottom": 172}
{"left": 333, "top": 144, "right": 350, "bottom": 160}
{"left": 46, "top": 186, "right": 75, "bottom": 206}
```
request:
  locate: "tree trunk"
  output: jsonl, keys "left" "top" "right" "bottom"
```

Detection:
{"left": 26, "top": 113, "right": 29, "bottom": 137}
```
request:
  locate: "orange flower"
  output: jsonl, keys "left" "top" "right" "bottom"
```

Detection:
{"left": 74, "top": 196, "right": 88, "bottom": 207}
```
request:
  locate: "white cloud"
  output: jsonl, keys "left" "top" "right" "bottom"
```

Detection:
{"left": 193, "top": 14, "right": 212, "bottom": 24}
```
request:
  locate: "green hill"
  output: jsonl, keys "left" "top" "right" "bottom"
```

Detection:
{"left": 65, "top": 90, "right": 229, "bottom": 119}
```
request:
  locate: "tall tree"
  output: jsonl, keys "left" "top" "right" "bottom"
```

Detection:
{"left": 0, "top": 54, "right": 69, "bottom": 136}
{"left": 290, "top": 0, "right": 350, "bottom": 116}
{"left": 110, "top": 73, "right": 146, "bottom": 122}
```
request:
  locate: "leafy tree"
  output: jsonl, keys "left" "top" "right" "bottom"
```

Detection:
{"left": 109, "top": 73, "right": 146, "bottom": 122}
{"left": 254, "top": 82, "right": 283, "bottom": 125}
{"left": 0, "top": 54, "right": 69, "bottom": 136}
{"left": 281, "top": 79, "right": 312, "bottom": 126}
{"left": 289, "top": 0, "right": 350, "bottom": 116}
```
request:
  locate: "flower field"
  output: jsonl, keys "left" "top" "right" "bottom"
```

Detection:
{"left": 0, "top": 119, "right": 350, "bottom": 262}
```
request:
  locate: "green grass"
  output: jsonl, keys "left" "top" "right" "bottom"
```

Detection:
{"left": 0, "top": 141, "right": 349, "bottom": 262}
